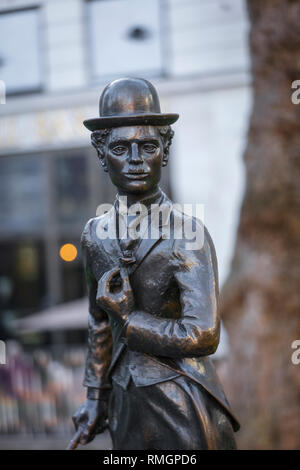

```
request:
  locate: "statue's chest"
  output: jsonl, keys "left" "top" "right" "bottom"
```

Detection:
{"left": 90, "top": 238, "right": 178, "bottom": 312}
{"left": 130, "top": 246, "right": 179, "bottom": 315}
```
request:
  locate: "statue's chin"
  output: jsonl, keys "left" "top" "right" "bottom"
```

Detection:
{"left": 114, "top": 178, "right": 157, "bottom": 195}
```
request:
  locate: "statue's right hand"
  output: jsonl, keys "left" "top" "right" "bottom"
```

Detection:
{"left": 72, "top": 398, "right": 108, "bottom": 445}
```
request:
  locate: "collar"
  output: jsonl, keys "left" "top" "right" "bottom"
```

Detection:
{"left": 114, "top": 187, "right": 163, "bottom": 215}
{"left": 95, "top": 190, "right": 172, "bottom": 241}
{"left": 94, "top": 193, "right": 173, "bottom": 273}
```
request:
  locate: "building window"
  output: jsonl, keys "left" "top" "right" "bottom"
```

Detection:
{"left": 168, "top": 0, "right": 250, "bottom": 77}
{"left": 55, "top": 155, "right": 89, "bottom": 226}
{"left": 87, "top": 0, "right": 164, "bottom": 80}
{"left": 0, "top": 155, "right": 46, "bottom": 234}
{"left": 0, "top": 7, "right": 43, "bottom": 94}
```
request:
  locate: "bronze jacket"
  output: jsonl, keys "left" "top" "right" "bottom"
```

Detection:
{"left": 81, "top": 192, "right": 239, "bottom": 431}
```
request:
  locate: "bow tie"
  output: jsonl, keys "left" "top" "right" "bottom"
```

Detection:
{"left": 118, "top": 216, "right": 141, "bottom": 266}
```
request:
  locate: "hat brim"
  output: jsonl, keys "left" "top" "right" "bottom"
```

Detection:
{"left": 83, "top": 113, "right": 179, "bottom": 131}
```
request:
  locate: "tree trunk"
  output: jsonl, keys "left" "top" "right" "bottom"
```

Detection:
{"left": 218, "top": 0, "right": 300, "bottom": 449}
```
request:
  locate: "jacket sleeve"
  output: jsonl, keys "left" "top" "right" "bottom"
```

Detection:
{"left": 126, "top": 229, "right": 220, "bottom": 358}
{"left": 81, "top": 219, "right": 113, "bottom": 396}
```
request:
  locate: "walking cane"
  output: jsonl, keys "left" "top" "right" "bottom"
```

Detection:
{"left": 66, "top": 421, "right": 108, "bottom": 450}
{"left": 66, "top": 427, "right": 82, "bottom": 450}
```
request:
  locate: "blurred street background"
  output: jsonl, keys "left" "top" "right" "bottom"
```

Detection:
{"left": 0, "top": 0, "right": 299, "bottom": 450}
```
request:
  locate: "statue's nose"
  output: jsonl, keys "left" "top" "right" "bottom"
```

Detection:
{"left": 129, "top": 143, "right": 143, "bottom": 163}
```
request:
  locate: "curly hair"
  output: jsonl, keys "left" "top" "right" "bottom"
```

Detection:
{"left": 91, "top": 126, "right": 174, "bottom": 170}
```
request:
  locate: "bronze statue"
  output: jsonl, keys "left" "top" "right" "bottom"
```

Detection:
{"left": 71, "top": 77, "right": 239, "bottom": 450}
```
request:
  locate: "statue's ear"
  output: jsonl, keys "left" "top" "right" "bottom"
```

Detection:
{"left": 98, "top": 148, "right": 108, "bottom": 172}
{"left": 161, "top": 127, "right": 174, "bottom": 167}
{"left": 91, "top": 132, "right": 108, "bottom": 172}
{"left": 162, "top": 151, "right": 169, "bottom": 167}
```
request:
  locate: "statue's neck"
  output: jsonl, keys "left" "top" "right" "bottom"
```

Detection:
{"left": 117, "top": 186, "right": 162, "bottom": 209}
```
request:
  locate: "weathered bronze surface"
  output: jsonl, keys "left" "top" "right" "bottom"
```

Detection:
{"left": 71, "top": 77, "right": 239, "bottom": 450}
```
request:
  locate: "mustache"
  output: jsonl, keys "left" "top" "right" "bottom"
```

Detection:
{"left": 125, "top": 167, "right": 149, "bottom": 174}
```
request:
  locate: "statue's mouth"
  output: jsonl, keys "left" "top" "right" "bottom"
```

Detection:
{"left": 124, "top": 172, "right": 149, "bottom": 179}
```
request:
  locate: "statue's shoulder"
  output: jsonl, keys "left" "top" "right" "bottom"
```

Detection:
{"left": 171, "top": 203, "right": 205, "bottom": 233}
{"left": 81, "top": 213, "right": 109, "bottom": 248}
{"left": 170, "top": 203, "right": 207, "bottom": 246}
{"left": 170, "top": 203, "right": 218, "bottom": 271}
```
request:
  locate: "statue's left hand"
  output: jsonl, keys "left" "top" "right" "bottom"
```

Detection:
{"left": 72, "top": 398, "right": 108, "bottom": 445}
{"left": 96, "top": 266, "right": 134, "bottom": 325}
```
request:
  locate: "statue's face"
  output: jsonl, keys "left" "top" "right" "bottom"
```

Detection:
{"left": 105, "top": 125, "right": 164, "bottom": 194}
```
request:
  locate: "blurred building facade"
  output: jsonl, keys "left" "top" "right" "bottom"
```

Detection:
{"left": 0, "top": 0, "right": 252, "bottom": 337}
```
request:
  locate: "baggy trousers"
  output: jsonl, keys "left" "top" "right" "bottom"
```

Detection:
{"left": 108, "top": 375, "right": 237, "bottom": 450}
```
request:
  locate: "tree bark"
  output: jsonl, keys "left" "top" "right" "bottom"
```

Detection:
{"left": 218, "top": 0, "right": 300, "bottom": 449}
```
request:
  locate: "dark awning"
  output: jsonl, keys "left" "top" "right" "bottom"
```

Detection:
{"left": 15, "top": 297, "right": 89, "bottom": 333}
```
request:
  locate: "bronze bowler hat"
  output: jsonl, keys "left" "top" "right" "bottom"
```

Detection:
{"left": 83, "top": 77, "right": 179, "bottom": 131}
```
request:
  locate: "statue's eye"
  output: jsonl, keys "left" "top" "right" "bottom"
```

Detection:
{"left": 112, "top": 145, "right": 127, "bottom": 155}
{"left": 143, "top": 143, "right": 157, "bottom": 153}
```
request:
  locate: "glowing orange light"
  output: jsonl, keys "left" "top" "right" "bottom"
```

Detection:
{"left": 59, "top": 243, "right": 77, "bottom": 262}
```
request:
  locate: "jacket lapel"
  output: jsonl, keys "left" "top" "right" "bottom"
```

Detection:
{"left": 94, "top": 206, "right": 123, "bottom": 268}
{"left": 94, "top": 194, "right": 173, "bottom": 275}
{"left": 129, "top": 195, "right": 172, "bottom": 275}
